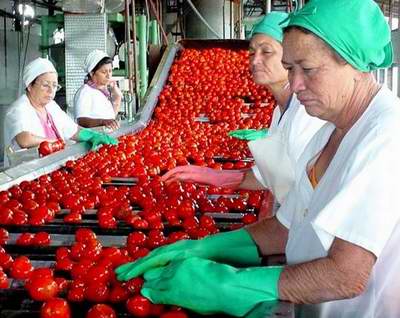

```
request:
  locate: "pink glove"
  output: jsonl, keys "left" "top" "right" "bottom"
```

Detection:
{"left": 161, "top": 165, "right": 245, "bottom": 189}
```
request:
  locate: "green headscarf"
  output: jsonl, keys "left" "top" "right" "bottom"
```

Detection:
{"left": 285, "top": 0, "right": 393, "bottom": 71}
{"left": 252, "top": 12, "right": 289, "bottom": 43}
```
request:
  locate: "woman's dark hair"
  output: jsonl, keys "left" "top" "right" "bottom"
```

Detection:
{"left": 87, "top": 56, "right": 113, "bottom": 79}
{"left": 284, "top": 26, "right": 347, "bottom": 65}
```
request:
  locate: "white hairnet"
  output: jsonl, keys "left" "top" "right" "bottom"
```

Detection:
{"left": 23, "top": 58, "right": 57, "bottom": 88}
{"left": 84, "top": 50, "right": 109, "bottom": 74}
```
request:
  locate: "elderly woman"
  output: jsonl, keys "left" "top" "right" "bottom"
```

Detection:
{"left": 4, "top": 57, "right": 117, "bottom": 167}
{"left": 161, "top": 12, "right": 325, "bottom": 211}
{"left": 73, "top": 50, "right": 122, "bottom": 130}
{"left": 115, "top": 1, "right": 400, "bottom": 317}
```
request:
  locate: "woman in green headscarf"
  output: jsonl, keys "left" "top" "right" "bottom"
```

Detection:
{"left": 114, "top": 2, "right": 399, "bottom": 317}
{"left": 158, "top": 12, "right": 325, "bottom": 211}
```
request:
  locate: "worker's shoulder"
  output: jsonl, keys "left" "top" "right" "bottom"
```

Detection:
{"left": 364, "top": 86, "right": 400, "bottom": 134}
{"left": 5, "top": 94, "right": 31, "bottom": 117}
{"left": 74, "top": 84, "right": 100, "bottom": 102}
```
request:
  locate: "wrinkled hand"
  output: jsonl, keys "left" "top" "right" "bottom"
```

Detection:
{"left": 108, "top": 80, "right": 123, "bottom": 98}
{"left": 141, "top": 257, "right": 283, "bottom": 317}
{"left": 161, "top": 165, "right": 245, "bottom": 188}
{"left": 229, "top": 129, "right": 268, "bottom": 141}
{"left": 115, "top": 229, "right": 260, "bottom": 281}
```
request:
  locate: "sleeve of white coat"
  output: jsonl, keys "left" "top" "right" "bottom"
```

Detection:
{"left": 311, "top": 132, "right": 400, "bottom": 258}
{"left": 275, "top": 184, "right": 298, "bottom": 229}
{"left": 74, "top": 86, "right": 94, "bottom": 119}
{"left": 5, "top": 106, "right": 34, "bottom": 141}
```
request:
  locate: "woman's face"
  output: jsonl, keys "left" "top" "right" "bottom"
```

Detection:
{"left": 91, "top": 63, "right": 112, "bottom": 87}
{"left": 249, "top": 33, "right": 288, "bottom": 86}
{"left": 282, "top": 28, "right": 358, "bottom": 122}
{"left": 27, "top": 72, "right": 58, "bottom": 107}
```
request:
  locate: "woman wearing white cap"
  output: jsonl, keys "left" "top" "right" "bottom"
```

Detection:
{"left": 73, "top": 50, "right": 122, "bottom": 130}
{"left": 3, "top": 57, "right": 117, "bottom": 167}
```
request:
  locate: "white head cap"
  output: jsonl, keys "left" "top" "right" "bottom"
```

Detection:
{"left": 84, "top": 50, "right": 109, "bottom": 74}
{"left": 23, "top": 58, "right": 57, "bottom": 88}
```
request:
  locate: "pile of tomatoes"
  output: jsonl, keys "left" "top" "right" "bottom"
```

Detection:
{"left": 0, "top": 46, "right": 275, "bottom": 317}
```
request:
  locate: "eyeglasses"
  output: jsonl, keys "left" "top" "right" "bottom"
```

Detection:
{"left": 36, "top": 81, "right": 62, "bottom": 92}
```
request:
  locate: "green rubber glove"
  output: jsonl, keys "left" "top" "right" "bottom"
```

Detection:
{"left": 115, "top": 228, "right": 261, "bottom": 281}
{"left": 77, "top": 128, "right": 118, "bottom": 150}
{"left": 229, "top": 128, "right": 268, "bottom": 140}
{"left": 142, "top": 257, "right": 283, "bottom": 317}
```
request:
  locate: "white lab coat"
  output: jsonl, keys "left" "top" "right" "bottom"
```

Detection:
{"left": 3, "top": 94, "right": 78, "bottom": 166}
{"left": 277, "top": 86, "right": 400, "bottom": 318}
{"left": 249, "top": 94, "right": 325, "bottom": 203}
{"left": 73, "top": 84, "right": 116, "bottom": 120}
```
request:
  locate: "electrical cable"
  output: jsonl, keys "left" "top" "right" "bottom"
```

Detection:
{"left": 185, "top": 0, "right": 221, "bottom": 39}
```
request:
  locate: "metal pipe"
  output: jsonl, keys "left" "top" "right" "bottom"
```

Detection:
{"left": 387, "top": 0, "right": 393, "bottom": 90}
{"left": 266, "top": 0, "right": 272, "bottom": 13}
{"left": 124, "top": 0, "right": 133, "bottom": 120}
{"left": 138, "top": 14, "right": 148, "bottom": 99}
{"left": 238, "top": 0, "right": 242, "bottom": 39}
{"left": 148, "top": 0, "right": 168, "bottom": 45}
{"left": 3, "top": 15, "right": 7, "bottom": 87}
{"left": 230, "top": 0, "right": 233, "bottom": 39}
{"left": 149, "top": 19, "right": 159, "bottom": 45}
{"left": 40, "top": 15, "right": 48, "bottom": 58}
{"left": 222, "top": 0, "right": 225, "bottom": 39}
{"left": 131, "top": 0, "right": 140, "bottom": 111}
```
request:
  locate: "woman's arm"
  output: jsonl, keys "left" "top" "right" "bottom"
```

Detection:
{"left": 279, "top": 238, "right": 376, "bottom": 303}
{"left": 239, "top": 169, "right": 268, "bottom": 190}
{"left": 110, "top": 82, "right": 122, "bottom": 114}
{"left": 77, "top": 117, "right": 119, "bottom": 130}
{"left": 246, "top": 216, "right": 289, "bottom": 255}
{"left": 14, "top": 131, "right": 51, "bottom": 148}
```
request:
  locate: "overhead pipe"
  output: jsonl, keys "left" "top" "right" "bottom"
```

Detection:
{"left": 3, "top": 15, "right": 7, "bottom": 87}
{"left": 131, "top": 0, "right": 140, "bottom": 111}
{"left": 124, "top": 0, "right": 134, "bottom": 120}
{"left": 137, "top": 14, "right": 148, "bottom": 99}
{"left": 148, "top": 0, "right": 168, "bottom": 45}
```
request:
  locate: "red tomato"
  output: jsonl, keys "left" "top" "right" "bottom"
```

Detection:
{"left": 84, "top": 265, "right": 110, "bottom": 284}
{"left": 0, "top": 252, "right": 13, "bottom": 270}
{"left": 109, "top": 283, "right": 130, "bottom": 303}
{"left": 85, "top": 282, "right": 109, "bottom": 302}
{"left": 126, "top": 295, "right": 152, "bottom": 317}
{"left": 75, "top": 228, "right": 97, "bottom": 243}
{"left": 0, "top": 270, "right": 9, "bottom": 288}
{"left": 0, "top": 228, "right": 9, "bottom": 245}
{"left": 124, "top": 277, "right": 144, "bottom": 295}
{"left": 160, "top": 310, "right": 189, "bottom": 318}
{"left": 40, "top": 298, "right": 71, "bottom": 318}
{"left": 32, "top": 232, "right": 51, "bottom": 246}
{"left": 26, "top": 275, "right": 59, "bottom": 301}
{"left": 9, "top": 256, "right": 33, "bottom": 280}
{"left": 241, "top": 213, "right": 257, "bottom": 224}
{"left": 86, "top": 304, "right": 116, "bottom": 318}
